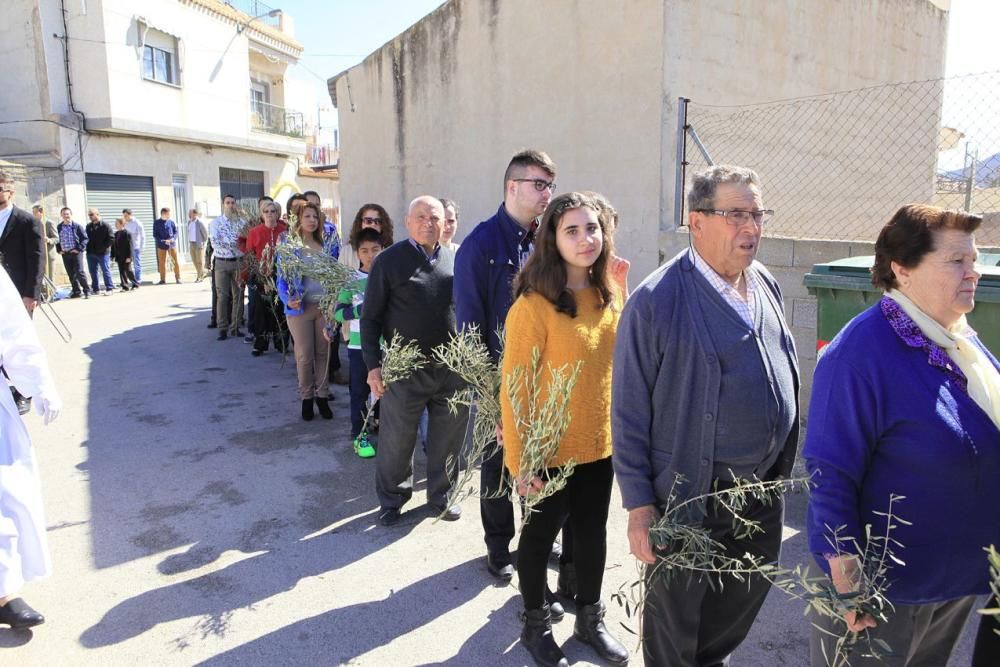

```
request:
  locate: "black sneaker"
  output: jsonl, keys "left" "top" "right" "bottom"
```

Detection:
{"left": 379, "top": 507, "right": 402, "bottom": 526}
{"left": 217, "top": 331, "right": 228, "bottom": 341}
{"left": 207, "top": 321, "right": 217, "bottom": 329}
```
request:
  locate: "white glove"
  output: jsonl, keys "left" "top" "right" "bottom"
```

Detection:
{"left": 33, "top": 390, "right": 62, "bottom": 425}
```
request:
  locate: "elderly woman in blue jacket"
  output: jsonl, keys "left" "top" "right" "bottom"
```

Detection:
{"left": 277, "top": 202, "right": 339, "bottom": 422}
{"left": 804, "top": 204, "right": 1000, "bottom": 666}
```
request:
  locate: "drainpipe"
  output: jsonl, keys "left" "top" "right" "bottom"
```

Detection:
{"left": 58, "top": 0, "right": 87, "bottom": 171}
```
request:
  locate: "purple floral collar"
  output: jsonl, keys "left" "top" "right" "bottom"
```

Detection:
{"left": 880, "top": 296, "right": 968, "bottom": 392}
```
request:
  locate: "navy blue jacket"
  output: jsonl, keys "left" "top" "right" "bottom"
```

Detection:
{"left": 453, "top": 204, "right": 534, "bottom": 361}
{"left": 153, "top": 218, "right": 178, "bottom": 250}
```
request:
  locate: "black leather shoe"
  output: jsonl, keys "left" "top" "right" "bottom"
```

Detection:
{"left": 521, "top": 606, "right": 568, "bottom": 667}
{"left": 12, "top": 388, "right": 31, "bottom": 416}
{"left": 573, "top": 600, "right": 629, "bottom": 665}
{"left": 430, "top": 503, "right": 462, "bottom": 521}
{"left": 486, "top": 552, "right": 515, "bottom": 581}
{"left": 379, "top": 507, "right": 401, "bottom": 526}
{"left": 0, "top": 598, "right": 45, "bottom": 628}
{"left": 217, "top": 331, "right": 228, "bottom": 341}
{"left": 251, "top": 349, "right": 263, "bottom": 357}
{"left": 545, "top": 588, "right": 565, "bottom": 623}
{"left": 207, "top": 321, "right": 217, "bottom": 329}
{"left": 301, "top": 399, "right": 314, "bottom": 421}
{"left": 315, "top": 397, "right": 333, "bottom": 419}
{"left": 556, "top": 562, "right": 577, "bottom": 604}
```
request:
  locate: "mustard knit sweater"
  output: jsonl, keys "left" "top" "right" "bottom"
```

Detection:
{"left": 500, "top": 287, "right": 620, "bottom": 477}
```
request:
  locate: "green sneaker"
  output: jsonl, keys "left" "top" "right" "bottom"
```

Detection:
{"left": 354, "top": 434, "right": 376, "bottom": 459}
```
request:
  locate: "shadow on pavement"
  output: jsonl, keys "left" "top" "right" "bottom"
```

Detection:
{"left": 76, "top": 305, "right": 437, "bottom": 649}
{"left": 196, "top": 558, "right": 507, "bottom": 666}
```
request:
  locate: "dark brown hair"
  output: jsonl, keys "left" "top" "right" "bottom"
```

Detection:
{"left": 513, "top": 192, "right": 615, "bottom": 317}
{"left": 349, "top": 203, "right": 394, "bottom": 248}
{"left": 503, "top": 149, "right": 556, "bottom": 193}
{"left": 872, "top": 204, "right": 982, "bottom": 290}
{"left": 294, "top": 202, "right": 325, "bottom": 246}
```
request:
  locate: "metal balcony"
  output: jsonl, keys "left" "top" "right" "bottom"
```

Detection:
{"left": 250, "top": 98, "right": 304, "bottom": 138}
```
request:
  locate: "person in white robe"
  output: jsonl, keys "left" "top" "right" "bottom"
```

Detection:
{"left": 0, "top": 268, "right": 61, "bottom": 628}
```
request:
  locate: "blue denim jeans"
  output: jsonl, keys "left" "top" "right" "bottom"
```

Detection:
{"left": 86, "top": 253, "right": 114, "bottom": 292}
{"left": 132, "top": 248, "right": 142, "bottom": 282}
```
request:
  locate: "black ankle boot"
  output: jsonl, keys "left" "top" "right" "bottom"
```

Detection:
{"left": 573, "top": 600, "right": 629, "bottom": 665}
{"left": 556, "top": 562, "right": 577, "bottom": 604}
{"left": 301, "top": 399, "right": 314, "bottom": 421}
{"left": 521, "top": 606, "right": 568, "bottom": 667}
{"left": 544, "top": 587, "right": 564, "bottom": 622}
{"left": 315, "top": 397, "right": 333, "bottom": 419}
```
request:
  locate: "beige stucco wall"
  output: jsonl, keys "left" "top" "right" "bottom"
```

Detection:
{"left": 333, "top": 0, "right": 948, "bottom": 282}
{"left": 659, "top": 0, "right": 949, "bottom": 245}
{"left": 333, "top": 0, "right": 666, "bottom": 279}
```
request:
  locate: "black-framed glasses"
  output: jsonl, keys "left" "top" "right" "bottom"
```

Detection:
{"left": 513, "top": 178, "right": 557, "bottom": 193}
{"left": 362, "top": 216, "right": 382, "bottom": 224}
{"left": 693, "top": 208, "right": 774, "bottom": 226}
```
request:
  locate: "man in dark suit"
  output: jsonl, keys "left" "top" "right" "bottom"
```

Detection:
{"left": 0, "top": 171, "right": 46, "bottom": 415}
{"left": 0, "top": 172, "right": 45, "bottom": 315}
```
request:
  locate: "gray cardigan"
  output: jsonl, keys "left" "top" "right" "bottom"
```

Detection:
{"left": 611, "top": 250, "right": 800, "bottom": 519}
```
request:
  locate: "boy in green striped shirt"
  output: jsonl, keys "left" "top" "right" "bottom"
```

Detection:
{"left": 334, "top": 228, "right": 383, "bottom": 457}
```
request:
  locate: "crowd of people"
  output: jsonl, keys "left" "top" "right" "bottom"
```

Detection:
{"left": 1, "top": 154, "right": 999, "bottom": 667}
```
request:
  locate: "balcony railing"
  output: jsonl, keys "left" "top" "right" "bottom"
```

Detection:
{"left": 225, "top": 0, "right": 280, "bottom": 27}
{"left": 250, "top": 98, "right": 304, "bottom": 138}
{"left": 304, "top": 144, "right": 339, "bottom": 166}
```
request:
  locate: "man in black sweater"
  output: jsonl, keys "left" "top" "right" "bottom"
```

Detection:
{"left": 85, "top": 208, "right": 116, "bottom": 294}
{"left": 361, "top": 196, "right": 467, "bottom": 527}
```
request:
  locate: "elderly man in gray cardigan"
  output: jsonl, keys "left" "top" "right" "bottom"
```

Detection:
{"left": 612, "top": 165, "right": 799, "bottom": 666}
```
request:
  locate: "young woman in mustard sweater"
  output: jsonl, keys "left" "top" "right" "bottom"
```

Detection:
{"left": 500, "top": 192, "right": 628, "bottom": 667}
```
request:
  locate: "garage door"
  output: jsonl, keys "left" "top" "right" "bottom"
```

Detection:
{"left": 85, "top": 173, "right": 156, "bottom": 278}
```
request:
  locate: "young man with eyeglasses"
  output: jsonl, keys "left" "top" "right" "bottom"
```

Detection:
{"left": 613, "top": 164, "right": 797, "bottom": 666}
{"left": 454, "top": 150, "right": 573, "bottom": 603}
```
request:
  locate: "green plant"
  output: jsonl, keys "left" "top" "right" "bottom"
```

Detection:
{"left": 433, "top": 325, "right": 504, "bottom": 515}
{"left": 504, "top": 348, "right": 582, "bottom": 523}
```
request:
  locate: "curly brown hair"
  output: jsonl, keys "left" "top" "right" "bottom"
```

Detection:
{"left": 349, "top": 204, "right": 394, "bottom": 249}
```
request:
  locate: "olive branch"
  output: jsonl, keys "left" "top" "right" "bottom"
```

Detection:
{"left": 433, "top": 325, "right": 504, "bottom": 515}
{"left": 356, "top": 333, "right": 428, "bottom": 440}
{"left": 504, "top": 348, "right": 582, "bottom": 524}
{"left": 611, "top": 486, "right": 902, "bottom": 667}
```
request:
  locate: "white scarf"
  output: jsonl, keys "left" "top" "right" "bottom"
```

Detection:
{"left": 888, "top": 289, "right": 1000, "bottom": 430}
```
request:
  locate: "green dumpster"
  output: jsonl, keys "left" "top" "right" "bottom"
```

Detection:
{"left": 803, "top": 256, "right": 1000, "bottom": 354}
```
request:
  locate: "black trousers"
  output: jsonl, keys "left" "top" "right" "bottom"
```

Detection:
{"left": 481, "top": 445, "right": 575, "bottom": 563}
{"left": 117, "top": 259, "right": 138, "bottom": 289}
{"left": 642, "top": 492, "right": 783, "bottom": 667}
{"left": 252, "top": 283, "right": 285, "bottom": 351}
{"left": 61, "top": 252, "right": 90, "bottom": 295}
{"left": 517, "top": 457, "right": 613, "bottom": 610}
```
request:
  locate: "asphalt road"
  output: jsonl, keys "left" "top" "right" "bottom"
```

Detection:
{"left": 3, "top": 274, "right": 982, "bottom": 665}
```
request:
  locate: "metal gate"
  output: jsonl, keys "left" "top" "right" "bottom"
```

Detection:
{"left": 85, "top": 173, "right": 156, "bottom": 277}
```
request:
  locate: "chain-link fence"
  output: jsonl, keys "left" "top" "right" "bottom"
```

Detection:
{"left": 676, "top": 71, "right": 1000, "bottom": 245}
